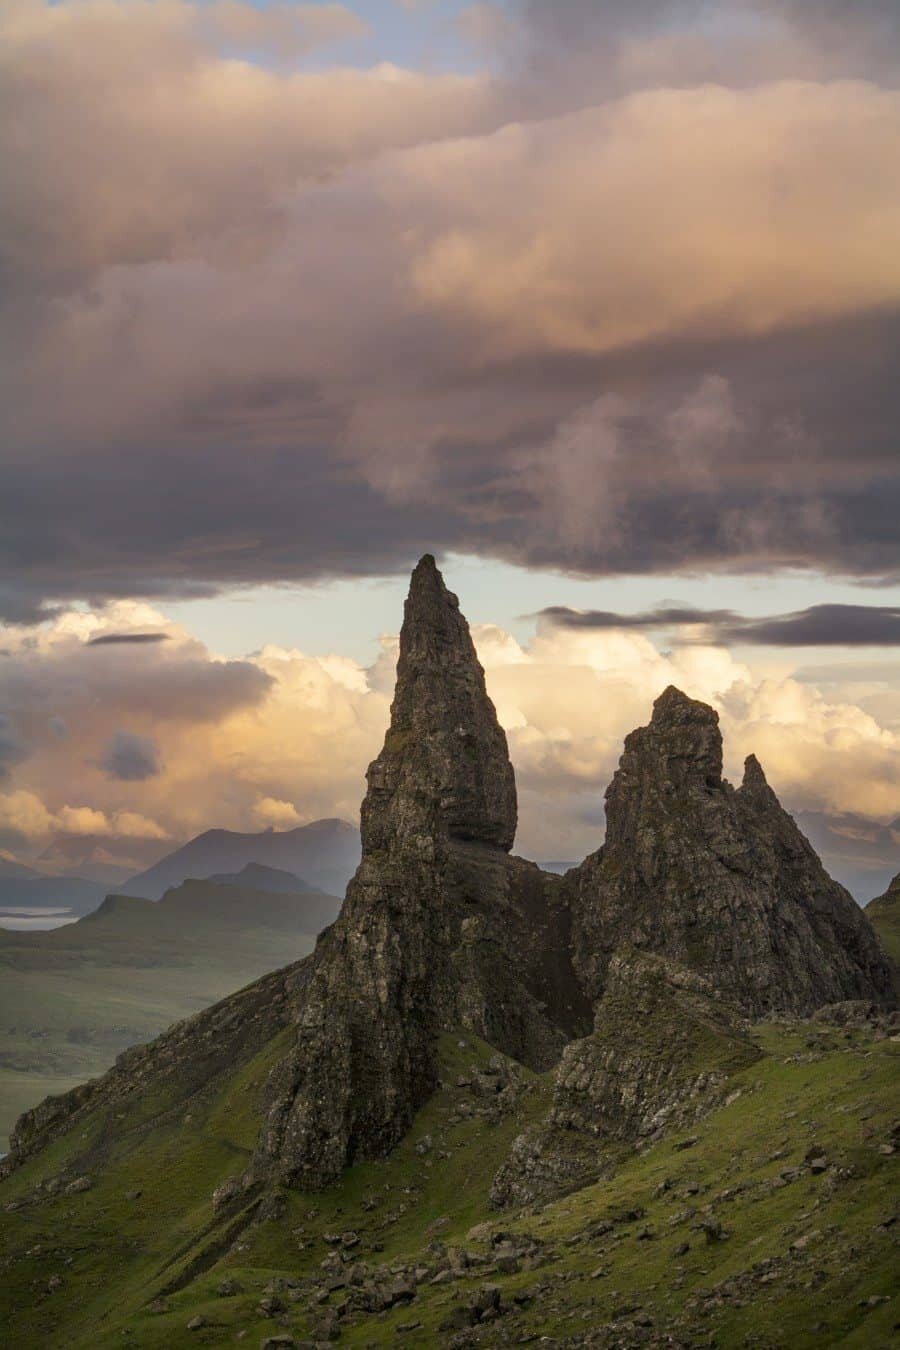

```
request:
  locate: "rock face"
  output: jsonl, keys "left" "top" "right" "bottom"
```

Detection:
{"left": 567, "top": 686, "right": 895, "bottom": 1016}
{"left": 363, "top": 554, "right": 517, "bottom": 852}
{"left": 245, "top": 556, "right": 588, "bottom": 1190}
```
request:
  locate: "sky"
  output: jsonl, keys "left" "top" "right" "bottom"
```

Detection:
{"left": 1, "top": 0, "right": 899, "bottom": 891}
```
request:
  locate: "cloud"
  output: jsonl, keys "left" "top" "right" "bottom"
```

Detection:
{"left": 473, "top": 617, "right": 900, "bottom": 856}
{"left": 538, "top": 603, "right": 900, "bottom": 646}
{"left": 1, "top": 594, "right": 898, "bottom": 872}
{"left": 727, "top": 605, "right": 900, "bottom": 646}
{"left": 98, "top": 729, "right": 162, "bottom": 782}
{"left": 0, "top": 716, "right": 29, "bottom": 779}
{"left": 253, "top": 797, "right": 303, "bottom": 829}
{"left": 0, "top": 791, "right": 168, "bottom": 844}
{"left": 1, "top": 0, "right": 899, "bottom": 617}
{"left": 87, "top": 632, "right": 171, "bottom": 646}
{"left": 0, "top": 602, "right": 391, "bottom": 867}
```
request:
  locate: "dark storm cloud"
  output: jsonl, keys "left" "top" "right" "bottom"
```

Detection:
{"left": 1, "top": 0, "right": 899, "bottom": 621}
{"left": 539, "top": 603, "right": 900, "bottom": 647}
{"left": 98, "top": 729, "right": 162, "bottom": 781}
{"left": 87, "top": 633, "right": 171, "bottom": 647}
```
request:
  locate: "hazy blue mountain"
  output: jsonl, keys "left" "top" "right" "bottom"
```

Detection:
{"left": 119, "top": 817, "right": 361, "bottom": 900}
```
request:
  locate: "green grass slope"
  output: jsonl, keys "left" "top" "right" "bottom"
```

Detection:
{"left": 1, "top": 1020, "right": 896, "bottom": 1348}
{"left": 0, "top": 881, "right": 338, "bottom": 1150}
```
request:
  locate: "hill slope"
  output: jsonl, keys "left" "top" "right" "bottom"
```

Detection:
{"left": 0, "top": 1019, "right": 896, "bottom": 1348}
{"left": 206, "top": 862, "right": 313, "bottom": 894}
{"left": 0, "top": 879, "right": 340, "bottom": 1150}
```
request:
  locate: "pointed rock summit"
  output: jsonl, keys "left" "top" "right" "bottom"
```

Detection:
{"left": 243, "top": 556, "right": 584, "bottom": 1190}
{"left": 362, "top": 554, "right": 517, "bottom": 853}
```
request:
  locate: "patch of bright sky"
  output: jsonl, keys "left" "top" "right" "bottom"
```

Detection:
{"left": 229, "top": 0, "right": 504, "bottom": 74}
{"left": 162, "top": 554, "right": 900, "bottom": 672}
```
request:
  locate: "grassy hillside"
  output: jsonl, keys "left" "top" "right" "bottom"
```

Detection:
{"left": 0, "top": 1017, "right": 896, "bottom": 1348}
{"left": 0, "top": 881, "right": 338, "bottom": 1150}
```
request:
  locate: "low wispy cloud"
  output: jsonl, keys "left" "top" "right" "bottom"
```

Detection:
{"left": 87, "top": 633, "right": 171, "bottom": 647}
{"left": 539, "top": 603, "right": 900, "bottom": 647}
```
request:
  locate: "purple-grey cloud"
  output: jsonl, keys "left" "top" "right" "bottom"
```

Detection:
{"left": 0, "top": 0, "right": 898, "bottom": 621}
{"left": 87, "top": 633, "right": 171, "bottom": 647}
{"left": 539, "top": 602, "right": 900, "bottom": 646}
{"left": 98, "top": 729, "right": 162, "bottom": 782}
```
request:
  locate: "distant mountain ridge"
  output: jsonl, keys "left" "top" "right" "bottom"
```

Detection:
{"left": 207, "top": 862, "right": 313, "bottom": 894}
{"left": 79, "top": 877, "right": 341, "bottom": 939}
{"left": 119, "top": 818, "right": 361, "bottom": 901}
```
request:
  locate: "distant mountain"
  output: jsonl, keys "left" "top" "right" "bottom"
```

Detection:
{"left": 207, "top": 862, "right": 313, "bottom": 894}
{"left": 795, "top": 810, "right": 900, "bottom": 901}
{"left": 3, "top": 878, "right": 341, "bottom": 962}
{"left": 0, "top": 875, "right": 107, "bottom": 917}
{"left": 0, "top": 858, "right": 41, "bottom": 881}
{"left": 119, "top": 817, "right": 361, "bottom": 900}
{"left": 79, "top": 877, "right": 341, "bottom": 939}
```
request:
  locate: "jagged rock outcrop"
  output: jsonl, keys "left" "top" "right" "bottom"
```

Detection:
{"left": 244, "top": 556, "right": 589, "bottom": 1190}
{"left": 490, "top": 948, "right": 759, "bottom": 1208}
{"left": 567, "top": 686, "right": 895, "bottom": 1017}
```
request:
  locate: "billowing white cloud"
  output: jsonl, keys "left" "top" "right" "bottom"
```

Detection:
{"left": 0, "top": 792, "right": 168, "bottom": 843}
{"left": 1, "top": 598, "right": 898, "bottom": 875}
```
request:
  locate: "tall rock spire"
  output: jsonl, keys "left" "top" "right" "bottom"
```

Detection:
{"left": 245, "top": 556, "right": 577, "bottom": 1191}
{"left": 362, "top": 555, "right": 517, "bottom": 853}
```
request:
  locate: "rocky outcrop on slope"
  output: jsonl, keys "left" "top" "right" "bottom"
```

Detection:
{"left": 566, "top": 687, "right": 895, "bottom": 1016}
{"left": 490, "top": 949, "right": 759, "bottom": 1208}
